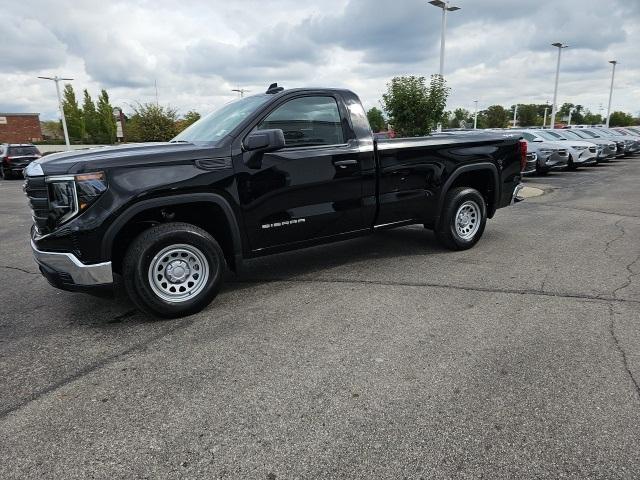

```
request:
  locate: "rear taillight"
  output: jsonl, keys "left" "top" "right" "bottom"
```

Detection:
{"left": 2, "top": 156, "right": 10, "bottom": 165}
{"left": 518, "top": 140, "right": 527, "bottom": 172}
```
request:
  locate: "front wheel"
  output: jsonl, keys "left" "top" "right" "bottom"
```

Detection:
{"left": 123, "top": 222, "right": 226, "bottom": 318}
{"left": 435, "top": 187, "right": 487, "bottom": 251}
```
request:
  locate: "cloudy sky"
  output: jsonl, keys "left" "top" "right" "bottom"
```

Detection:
{"left": 2, "top": 0, "right": 639, "bottom": 120}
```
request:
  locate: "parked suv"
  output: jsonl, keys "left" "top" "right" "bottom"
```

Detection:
{"left": 1, "top": 144, "right": 41, "bottom": 179}
{"left": 530, "top": 129, "right": 598, "bottom": 169}
{"left": 511, "top": 130, "right": 569, "bottom": 174}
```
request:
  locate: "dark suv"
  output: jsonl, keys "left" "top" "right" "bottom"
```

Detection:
{"left": 1, "top": 144, "right": 41, "bottom": 179}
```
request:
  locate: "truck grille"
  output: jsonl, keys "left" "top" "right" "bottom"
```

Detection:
{"left": 23, "top": 176, "right": 50, "bottom": 234}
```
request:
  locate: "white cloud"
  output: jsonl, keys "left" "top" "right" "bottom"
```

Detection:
{"left": 0, "top": 0, "right": 638, "bottom": 120}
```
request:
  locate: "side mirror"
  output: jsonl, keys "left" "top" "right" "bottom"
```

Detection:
{"left": 244, "top": 129, "right": 285, "bottom": 152}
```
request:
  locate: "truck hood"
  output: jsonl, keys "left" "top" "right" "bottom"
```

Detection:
{"left": 30, "top": 142, "right": 229, "bottom": 176}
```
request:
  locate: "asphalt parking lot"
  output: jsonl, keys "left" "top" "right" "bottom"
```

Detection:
{"left": 1, "top": 160, "right": 639, "bottom": 479}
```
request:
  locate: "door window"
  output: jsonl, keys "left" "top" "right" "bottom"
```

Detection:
{"left": 258, "top": 96, "right": 345, "bottom": 147}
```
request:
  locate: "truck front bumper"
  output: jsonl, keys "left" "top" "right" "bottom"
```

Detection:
{"left": 31, "top": 241, "right": 114, "bottom": 293}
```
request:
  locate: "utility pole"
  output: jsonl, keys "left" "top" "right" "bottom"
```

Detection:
{"left": 473, "top": 100, "right": 478, "bottom": 129}
{"left": 606, "top": 60, "right": 617, "bottom": 128}
{"left": 38, "top": 75, "right": 73, "bottom": 150}
{"left": 550, "top": 42, "right": 568, "bottom": 130}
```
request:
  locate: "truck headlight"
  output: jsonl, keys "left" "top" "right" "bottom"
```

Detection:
{"left": 46, "top": 172, "right": 107, "bottom": 228}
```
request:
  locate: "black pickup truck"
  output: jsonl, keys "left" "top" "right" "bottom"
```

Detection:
{"left": 24, "top": 84, "right": 526, "bottom": 318}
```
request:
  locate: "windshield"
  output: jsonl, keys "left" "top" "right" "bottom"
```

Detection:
{"left": 172, "top": 94, "right": 272, "bottom": 143}
{"left": 563, "top": 130, "right": 586, "bottom": 140}
{"left": 565, "top": 130, "right": 592, "bottom": 140}
{"left": 579, "top": 130, "right": 600, "bottom": 138}
{"left": 537, "top": 130, "right": 566, "bottom": 141}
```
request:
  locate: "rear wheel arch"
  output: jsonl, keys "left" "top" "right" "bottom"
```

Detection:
{"left": 103, "top": 193, "right": 244, "bottom": 274}
{"left": 435, "top": 163, "right": 499, "bottom": 227}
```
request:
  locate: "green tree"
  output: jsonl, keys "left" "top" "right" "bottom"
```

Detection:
{"left": 175, "top": 110, "right": 201, "bottom": 134}
{"left": 448, "top": 108, "right": 472, "bottom": 128}
{"left": 558, "top": 103, "right": 584, "bottom": 125}
{"left": 96, "top": 89, "right": 116, "bottom": 144}
{"left": 126, "top": 103, "right": 178, "bottom": 142}
{"left": 61, "top": 84, "right": 83, "bottom": 142}
{"left": 366, "top": 107, "right": 386, "bottom": 132}
{"left": 582, "top": 110, "right": 603, "bottom": 125}
{"left": 516, "top": 104, "right": 541, "bottom": 127}
{"left": 483, "top": 105, "right": 510, "bottom": 128}
{"left": 82, "top": 89, "right": 99, "bottom": 143}
{"left": 381, "top": 75, "right": 450, "bottom": 137}
{"left": 609, "top": 111, "right": 635, "bottom": 127}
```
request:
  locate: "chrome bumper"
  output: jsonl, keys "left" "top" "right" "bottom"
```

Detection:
{"left": 31, "top": 241, "right": 113, "bottom": 285}
{"left": 511, "top": 184, "right": 525, "bottom": 204}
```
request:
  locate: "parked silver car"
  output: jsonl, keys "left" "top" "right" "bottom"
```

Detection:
{"left": 531, "top": 129, "right": 598, "bottom": 169}
{"left": 551, "top": 129, "right": 616, "bottom": 163}
{"left": 602, "top": 128, "right": 640, "bottom": 155}
{"left": 512, "top": 130, "right": 570, "bottom": 174}
{"left": 574, "top": 129, "right": 626, "bottom": 158}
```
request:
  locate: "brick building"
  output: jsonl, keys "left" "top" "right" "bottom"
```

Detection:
{"left": 0, "top": 113, "right": 43, "bottom": 143}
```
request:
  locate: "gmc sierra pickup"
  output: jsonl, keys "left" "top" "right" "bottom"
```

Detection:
{"left": 24, "top": 84, "right": 525, "bottom": 318}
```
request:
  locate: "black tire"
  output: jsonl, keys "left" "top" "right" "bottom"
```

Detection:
{"left": 435, "top": 187, "right": 487, "bottom": 251}
{"left": 0, "top": 168, "right": 9, "bottom": 180}
{"left": 567, "top": 155, "right": 578, "bottom": 171}
{"left": 123, "top": 222, "right": 226, "bottom": 319}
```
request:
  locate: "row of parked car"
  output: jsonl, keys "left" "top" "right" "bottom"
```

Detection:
{"left": 3, "top": 126, "right": 639, "bottom": 182}
{"left": 498, "top": 127, "right": 640, "bottom": 175}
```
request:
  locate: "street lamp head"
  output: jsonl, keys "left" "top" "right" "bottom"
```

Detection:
{"left": 428, "top": 0, "right": 446, "bottom": 7}
{"left": 609, "top": 60, "right": 618, "bottom": 65}
{"left": 447, "top": 6, "right": 460, "bottom": 11}
{"left": 551, "top": 42, "right": 568, "bottom": 48}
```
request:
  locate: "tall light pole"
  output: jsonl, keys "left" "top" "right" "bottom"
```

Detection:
{"left": 473, "top": 100, "right": 479, "bottom": 129}
{"left": 543, "top": 105, "right": 549, "bottom": 128}
{"left": 512, "top": 104, "right": 518, "bottom": 128}
{"left": 550, "top": 42, "right": 568, "bottom": 130}
{"left": 568, "top": 107, "right": 576, "bottom": 127}
{"left": 605, "top": 60, "right": 617, "bottom": 128}
{"left": 428, "top": 0, "right": 461, "bottom": 78}
{"left": 38, "top": 75, "right": 73, "bottom": 150}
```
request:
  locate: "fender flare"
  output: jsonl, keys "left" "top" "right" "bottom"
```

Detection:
{"left": 434, "top": 163, "right": 500, "bottom": 227}
{"left": 101, "top": 192, "right": 244, "bottom": 264}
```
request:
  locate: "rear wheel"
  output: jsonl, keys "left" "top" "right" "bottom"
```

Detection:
{"left": 567, "top": 155, "right": 579, "bottom": 170}
{"left": 435, "top": 187, "right": 487, "bottom": 251}
{"left": 123, "top": 222, "right": 226, "bottom": 318}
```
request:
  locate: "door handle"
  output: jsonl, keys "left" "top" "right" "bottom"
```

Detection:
{"left": 333, "top": 159, "right": 358, "bottom": 168}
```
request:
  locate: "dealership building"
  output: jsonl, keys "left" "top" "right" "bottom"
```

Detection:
{"left": 0, "top": 113, "right": 43, "bottom": 143}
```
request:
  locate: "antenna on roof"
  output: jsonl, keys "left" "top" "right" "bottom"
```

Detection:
{"left": 266, "top": 83, "right": 284, "bottom": 94}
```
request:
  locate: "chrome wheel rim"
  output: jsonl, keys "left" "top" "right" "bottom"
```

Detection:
{"left": 148, "top": 244, "right": 209, "bottom": 303}
{"left": 455, "top": 200, "right": 481, "bottom": 240}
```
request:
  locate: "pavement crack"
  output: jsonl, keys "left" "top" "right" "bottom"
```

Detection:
{"left": 0, "top": 316, "right": 194, "bottom": 420}
{"left": 534, "top": 203, "right": 640, "bottom": 219}
{"left": 608, "top": 303, "right": 640, "bottom": 401}
{"left": 233, "top": 276, "right": 640, "bottom": 306}
{"left": 613, "top": 255, "right": 640, "bottom": 299}
{"left": 0, "top": 265, "right": 38, "bottom": 275}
